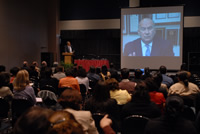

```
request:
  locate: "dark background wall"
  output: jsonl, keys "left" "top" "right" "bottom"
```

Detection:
{"left": 59, "top": 0, "right": 200, "bottom": 72}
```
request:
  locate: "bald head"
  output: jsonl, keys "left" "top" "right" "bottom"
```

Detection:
{"left": 138, "top": 18, "right": 156, "bottom": 44}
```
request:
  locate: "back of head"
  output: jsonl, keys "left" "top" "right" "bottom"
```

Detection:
{"left": 0, "top": 65, "right": 6, "bottom": 73}
{"left": 45, "top": 67, "right": 53, "bottom": 78}
{"left": 55, "top": 66, "right": 64, "bottom": 73}
{"left": 96, "top": 67, "right": 101, "bottom": 74}
{"left": 177, "top": 71, "right": 189, "bottom": 87}
{"left": 42, "top": 61, "right": 48, "bottom": 67}
{"left": 152, "top": 72, "right": 163, "bottom": 88}
{"left": 144, "top": 67, "right": 150, "bottom": 75}
{"left": 76, "top": 68, "right": 87, "bottom": 77}
{"left": 93, "top": 80, "right": 110, "bottom": 101}
{"left": 10, "top": 67, "right": 20, "bottom": 76}
{"left": 58, "top": 89, "right": 82, "bottom": 110}
{"left": 110, "top": 62, "right": 114, "bottom": 68}
{"left": 65, "top": 68, "right": 74, "bottom": 77}
{"left": 105, "top": 78, "right": 119, "bottom": 91}
{"left": 13, "top": 69, "right": 29, "bottom": 91}
{"left": 145, "top": 77, "right": 159, "bottom": 92}
{"left": 165, "top": 95, "right": 184, "bottom": 120}
{"left": 134, "top": 69, "right": 143, "bottom": 79}
{"left": 13, "top": 106, "right": 54, "bottom": 134}
{"left": 159, "top": 65, "right": 167, "bottom": 74}
{"left": 0, "top": 72, "right": 10, "bottom": 88}
{"left": 121, "top": 68, "right": 129, "bottom": 79}
{"left": 89, "top": 66, "right": 96, "bottom": 73}
{"left": 132, "top": 81, "right": 150, "bottom": 103}
{"left": 101, "top": 65, "right": 108, "bottom": 75}
{"left": 49, "top": 111, "right": 84, "bottom": 134}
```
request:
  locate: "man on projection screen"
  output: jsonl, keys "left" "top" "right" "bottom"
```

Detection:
{"left": 123, "top": 18, "right": 174, "bottom": 56}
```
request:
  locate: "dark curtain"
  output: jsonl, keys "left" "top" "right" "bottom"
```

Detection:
{"left": 60, "top": 30, "right": 120, "bottom": 69}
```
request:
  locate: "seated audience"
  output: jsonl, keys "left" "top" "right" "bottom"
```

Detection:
{"left": 108, "top": 62, "right": 121, "bottom": 82}
{"left": 0, "top": 65, "right": 6, "bottom": 73}
{"left": 100, "top": 114, "right": 116, "bottom": 134}
{"left": 52, "top": 66, "right": 66, "bottom": 80}
{"left": 119, "top": 68, "right": 136, "bottom": 95}
{"left": 106, "top": 78, "right": 131, "bottom": 105}
{"left": 153, "top": 72, "right": 169, "bottom": 99}
{"left": 87, "top": 66, "right": 101, "bottom": 91}
{"left": 168, "top": 71, "right": 200, "bottom": 101}
{"left": 145, "top": 77, "right": 166, "bottom": 112}
{"left": 13, "top": 106, "right": 54, "bottom": 134}
{"left": 122, "top": 81, "right": 161, "bottom": 119}
{"left": 13, "top": 69, "right": 36, "bottom": 105}
{"left": 100, "top": 65, "right": 111, "bottom": 81}
{"left": 84, "top": 80, "right": 120, "bottom": 132}
{"left": 132, "top": 69, "right": 143, "bottom": 83}
{"left": 75, "top": 68, "right": 89, "bottom": 92}
{"left": 49, "top": 110, "right": 84, "bottom": 134}
{"left": 142, "top": 67, "right": 152, "bottom": 80}
{"left": 0, "top": 72, "right": 13, "bottom": 99}
{"left": 39, "top": 67, "right": 59, "bottom": 95}
{"left": 145, "top": 95, "right": 197, "bottom": 134}
{"left": 10, "top": 67, "right": 20, "bottom": 84}
{"left": 159, "top": 65, "right": 174, "bottom": 88}
{"left": 58, "top": 89, "right": 98, "bottom": 134}
{"left": 58, "top": 68, "right": 80, "bottom": 93}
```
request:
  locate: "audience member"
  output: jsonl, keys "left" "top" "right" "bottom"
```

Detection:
{"left": 145, "top": 77, "right": 166, "bottom": 112}
{"left": 122, "top": 81, "right": 161, "bottom": 119}
{"left": 84, "top": 80, "right": 120, "bottom": 132}
{"left": 142, "top": 67, "right": 152, "bottom": 80}
{"left": 106, "top": 78, "right": 131, "bottom": 105}
{"left": 0, "top": 72, "right": 13, "bottom": 99}
{"left": 13, "top": 106, "right": 54, "bottom": 134}
{"left": 168, "top": 71, "right": 200, "bottom": 101}
{"left": 49, "top": 110, "right": 84, "bottom": 134}
{"left": 159, "top": 65, "right": 174, "bottom": 88}
{"left": 87, "top": 66, "right": 101, "bottom": 91}
{"left": 100, "top": 114, "right": 116, "bottom": 134}
{"left": 119, "top": 68, "right": 136, "bottom": 95}
{"left": 132, "top": 69, "right": 143, "bottom": 83}
{"left": 108, "top": 62, "right": 121, "bottom": 82}
{"left": 58, "top": 89, "right": 98, "bottom": 134}
{"left": 52, "top": 66, "right": 66, "bottom": 80}
{"left": 76, "top": 68, "right": 89, "bottom": 92}
{"left": 13, "top": 69, "right": 36, "bottom": 105}
{"left": 100, "top": 65, "right": 111, "bottom": 81}
{"left": 0, "top": 65, "right": 6, "bottom": 73}
{"left": 39, "top": 67, "right": 59, "bottom": 95}
{"left": 144, "top": 95, "right": 197, "bottom": 134}
{"left": 51, "top": 61, "right": 59, "bottom": 74}
{"left": 153, "top": 72, "right": 168, "bottom": 99}
{"left": 58, "top": 68, "right": 80, "bottom": 93}
{"left": 10, "top": 67, "right": 20, "bottom": 84}
{"left": 21, "top": 61, "right": 29, "bottom": 71}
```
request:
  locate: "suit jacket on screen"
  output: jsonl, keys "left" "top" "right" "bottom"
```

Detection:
{"left": 123, "top": 37, "right": 174, "bottom": 56}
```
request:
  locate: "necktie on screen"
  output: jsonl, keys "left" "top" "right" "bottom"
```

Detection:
{"left": 145, "top": 44, "right": 150, "bottom": 56}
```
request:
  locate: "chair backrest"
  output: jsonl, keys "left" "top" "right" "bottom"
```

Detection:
{"left": 12, "top": 97, "right": 33, "bottom": 126}
{"left": 92, "top": 113, "right": 105, "bottom": 134}
{"left": 38, "top": 90, "right": 57, "bottom": 106}
{"left": 122, "top": 115, "right": 149, "bottom": 134}
{"left": 41, "top": 85, "right": 57, "bottom": 95}
{"left": 0, "top": 97, "right": 10, "bottom": 118}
